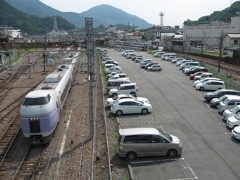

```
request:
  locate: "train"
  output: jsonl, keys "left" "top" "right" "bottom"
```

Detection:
{"left": 20, "top": 51, "right": 79, "bottom": 143}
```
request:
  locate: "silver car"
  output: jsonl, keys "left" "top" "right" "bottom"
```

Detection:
{"left": 117, "top": 127, "right": 182, "bottom": 160}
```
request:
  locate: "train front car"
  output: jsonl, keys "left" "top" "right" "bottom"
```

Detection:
{"left": 20, "top": 90, "right": 61, "bottom": 143}
{"left": 20, "top": 51, "right": 79, "bottom": 144}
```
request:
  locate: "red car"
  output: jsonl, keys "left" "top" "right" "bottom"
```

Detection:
{"left": 189, "top": 71, "right": 205, "bottom": 80}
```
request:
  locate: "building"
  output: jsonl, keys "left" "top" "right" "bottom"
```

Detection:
{"left": 183, "top": 16, "right": 240, "bottom": 50}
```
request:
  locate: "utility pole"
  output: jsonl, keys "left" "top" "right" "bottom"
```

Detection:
{"left": 218, "top": 29, "right": 223, "bottom": 72}
{"left": 85, "top": 17, "right": 94, "bottom": 140}
{"left": 43, "top": 35, "right": 47, "bottom": 72}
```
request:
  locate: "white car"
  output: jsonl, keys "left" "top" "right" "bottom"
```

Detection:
{"left": 109, "top": 83, "right": 138, "bottom": 97}
{"left": 134, "top": 57, "right": 144, "bottom": 63}
{"left": 105, "top": 66, "right": 121, "bottom": 74}
{"left": 107, "top": 72, "right": 119, "bottom": 78}
{"left": 227, "top": 114, "right": 240, "bottom": 129}
{"left": 153, "top": 51, "right": 166, "bottom": 57}
{"left": 232, "top": 125, "right": 240, "bottom": 140}
{"left": 194, "top": 72, "right": 213, "bottom": 80}
{"left": 147, "top": 64, "right": 162, "bottom": 71}
{"left": 111, "top": 98, "right": 152, "bottom": 116}
{"left": 193, "top": 78, "right": 221, "bottom": 87}
{"left": 195, "top": 80, "right": 225, "bottom": 91}
{"left": 223, "top": 105, "right": 240, "bottom": 121}
{"left": 106, "top": 94, "right": 149, "bottom": 107}
{"left": 172, "top": 58, "right": 185, "bottom": 63}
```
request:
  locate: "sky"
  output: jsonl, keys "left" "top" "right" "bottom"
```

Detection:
{"left": 39, "top": 0, "right": 238, "bottom": 27}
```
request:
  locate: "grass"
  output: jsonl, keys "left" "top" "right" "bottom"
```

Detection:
{"left": 207, "top": 67, "right": 240, "bottom": 90}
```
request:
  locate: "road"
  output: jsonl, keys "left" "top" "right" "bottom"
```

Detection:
{"left": 107, "top": 49, "right": 240, "bottom": 180}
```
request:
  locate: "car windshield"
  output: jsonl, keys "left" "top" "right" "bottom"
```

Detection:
{"left": 234, "top": 114, "right": 240, "bottom": 120}
{"left": 222, "top": 98, "right": 230, "bottom": 104}
{"left": 162, "top": 132, "right": 173, "bottom": 141}
{"left": 230, "top": 106, "right": 240, "bottom": 113}
{"left": 213, "top": 89, "right": 222, "bottom": 95}
{"left": 219, "top": 96, "right": 227, "bottom": 101}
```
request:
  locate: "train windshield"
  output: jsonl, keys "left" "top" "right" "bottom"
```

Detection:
{"left": 23, "top": 96, "right": 50, "bottom": 106}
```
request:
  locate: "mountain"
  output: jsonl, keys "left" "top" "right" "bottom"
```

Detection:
{"left": 80, "top": 4, "right": 152, "bottom": 28}
{"left": 5, "top": 0, "right": 152, "bottom": 28}
{"left": 0, "top": 0, "right": 75, "bottom": 35}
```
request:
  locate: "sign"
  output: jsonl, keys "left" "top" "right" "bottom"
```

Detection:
{"left": 198, "top": 20, "right": 210, "bottom": 24}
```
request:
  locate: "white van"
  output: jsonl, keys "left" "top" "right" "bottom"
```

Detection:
{"left": 154, "top": 52, "right": 166, "bottom": 58}
{"left": 107, "top": 78, "right": 131, "bottom": 90}
{"left": 117, "top": 127, "right": 182, "bottom": 160}
{"left": 161, "top": 53, "right": 176, "bottom": 60}
{"left": 218, "top": 96, "right": 240, "bottom": 113}
{"left": 104, "top": 64, "right": 116, "bottom": 72}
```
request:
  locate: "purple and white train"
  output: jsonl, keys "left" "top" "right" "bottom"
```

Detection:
{"left": 20, "top": 51, "right": 79, "bottom": 143}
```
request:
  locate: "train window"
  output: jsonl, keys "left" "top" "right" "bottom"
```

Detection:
{"left": 23, "top": 96, "right": 49, "bottom": 106}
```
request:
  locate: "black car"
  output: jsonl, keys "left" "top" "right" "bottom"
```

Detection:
{"left": 186, "top": 66, "right": 208, "bottom": 75}
{"left": 204, "top": 89, "right": 240, "bottom": 102}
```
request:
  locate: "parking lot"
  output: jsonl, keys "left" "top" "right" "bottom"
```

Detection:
{"left": 107, "top": 49, "right": 240, "bottom": 180}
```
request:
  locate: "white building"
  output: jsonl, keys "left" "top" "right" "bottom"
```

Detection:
{"left": 183, "top": 16, "right": 240, "bottom": 50}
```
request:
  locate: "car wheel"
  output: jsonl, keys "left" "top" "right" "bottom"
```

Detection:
{"left": 126, "top": 151, "right": 137, "bottom": 160}
{"left": 116, "top": 110, "right": 123, "bottom": 116}
{"left": 130, "top": 92, "right": 136, "bottom": 97}
{"left": 112, "top": 93, "right": 117, "bottom": 98}
{"left": 167, "top": 149, "right": 177, "bottom": 158}
{"left": 142, "top": 108, "right": 148, "bottom": 114}
{"left": 200, "top": 87, "right": 204, "bottom": 91}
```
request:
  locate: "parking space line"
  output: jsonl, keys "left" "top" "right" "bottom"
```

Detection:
{"left": 131, "top": 157, "right": 198, "bottom": 180}
{"left": 197, "top": 91, "right": 233, "bottom": 138}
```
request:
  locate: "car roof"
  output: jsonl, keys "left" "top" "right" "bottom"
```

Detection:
{"left": 120, "top": 83, "right": 136, "bottom": 86}
{"left": 225, "top": 96, "right": 240, "bottom": 100}
{"left": 119, "top": 128, "right": 159, "bottom": 136}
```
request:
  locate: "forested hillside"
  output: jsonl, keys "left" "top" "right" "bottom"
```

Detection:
{"left": 0, "top": 0, "right": 75, "bottom": 35}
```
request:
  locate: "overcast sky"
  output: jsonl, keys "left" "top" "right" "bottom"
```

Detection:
{"left": 39, "top": 0, "right": 237, "bottom": 27}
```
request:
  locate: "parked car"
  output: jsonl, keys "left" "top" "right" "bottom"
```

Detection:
{"left": 223, "top": 105, "right": 240, "bottom": 121}
{"left": 143, "top": 62, "right": 159, "bottom": 70}
{"left": 134, "top": 57, "right": 144, "bottom": 63}
{"left": 218, "top": 96, "right": 240, "bottom": 113}
{"left": 105, "top": 66, "right": 121, "bottom": 74}
{"left": 147, "top": 64, "right": 162, "bottom": 71}
{"left": 109, "top": 83, "right": 138, "bottom": 97}
{"left": 210, "top": 95, "right": 240, "bottom": 108}
{"left": 104, "top": 64, "right": 116, "bottom": 72}
{"left": 109, "top": 73, "right": 127, "bottom": 80}
{"left": 111, "top": 98, "right": 152, "bottom": 116}
{"left": 140, "top": 59, "right": 153, "bottom": 68}
{"left": 193, "top": 78, "right": 221, "bottom": 87}
{"left": 189, "top": 71, "right": 205, "bottom": 80}
{"left": 106, "top": 94, "right": 149, "bottom": 107}
{"left": 132, "top": 55, "right": 142, "bottom": 61}
{"left": 161, "top": 53, "right": 176, "bottom": 60}
{"left": 232, "top": 126, "right": 240, "bottom": 140}
{"left": 107, "top": 78, "right": 131, "bottom": 90}
{"left": 179, "top": 61, "right": 199, "bottom": 70}
{"left": 176, "top": 59, "right": 192, "bottom": 67}
{"left": 104, "top": 60, "right": 118, "bottom": 66}
{"left": 194, "top": 72, "right": 213, "bottom": 80}
{"left": 154, "top": 51, "right": 166, "bottom": 57}
{"left": 195, "top": 80, "right": 225, "bottom": 91}
{"left": 172, "top": 58, "right": 185, "bottom": 63}
{"left": 164, "top": 55, "right": 176, "bottom": 61}
{"left": 107, "top": 72, "right": 119, "bottom": 79}
{"left": 187, "top": 66, "right": 208, "bottom": 75}
{"left": 183, "top": 65, "right": 200, "bottom": 74}
{"left": 227, "top": 114, "right": 240, "bottom": 129}
{"left": 117, "top": 127, "right": 182, "bottom": 160}
{"left": 204, "top": 89, "right": 240, "bottom": 102}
